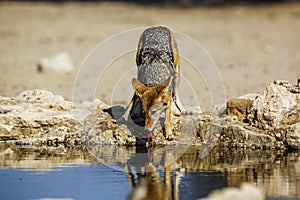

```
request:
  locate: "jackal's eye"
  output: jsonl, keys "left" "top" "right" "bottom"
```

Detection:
{"left": 150, "top": 110, "right": 156, "bottom": 116}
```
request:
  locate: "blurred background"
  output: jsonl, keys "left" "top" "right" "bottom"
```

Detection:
{"left": 0, "top": 0, "right": 300, "bottom": 110}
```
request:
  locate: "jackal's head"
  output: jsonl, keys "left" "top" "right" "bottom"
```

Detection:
{"left": 131, "top": 77, "right": 172, "bottom": 132}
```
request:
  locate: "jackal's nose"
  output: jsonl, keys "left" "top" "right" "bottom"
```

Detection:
{"left": 147, "top": 131, "right": 153, "bottom": 142}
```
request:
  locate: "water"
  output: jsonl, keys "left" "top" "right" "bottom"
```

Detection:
{"left": 0, "top": 143, "right": 300, "bottom": 200}
{"left": 0, "top": 164, "right": 131, "bottom": 200}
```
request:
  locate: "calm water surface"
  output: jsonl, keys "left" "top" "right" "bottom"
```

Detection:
{"left": 0, "top": 143, "right": 300, "bottom": 200}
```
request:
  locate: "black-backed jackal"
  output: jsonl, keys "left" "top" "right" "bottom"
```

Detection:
{"left": 122, "top": 26, "right": 184, "bottom": 140}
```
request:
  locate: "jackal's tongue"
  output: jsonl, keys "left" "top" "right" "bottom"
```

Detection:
{"left": 147, "top": 131, "right": 153, "bottom": 142}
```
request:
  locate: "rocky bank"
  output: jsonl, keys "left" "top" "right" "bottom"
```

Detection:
{"left": 0, "top": 79, "right": 299, "bottom": 150}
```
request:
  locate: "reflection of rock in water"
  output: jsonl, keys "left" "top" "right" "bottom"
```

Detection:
{"left": 86, "top": 143, "right": 189, "bottom": 172}
{"left": 1, "top": 142, "right": 300, "bottom": 198}
{"left": 0, "top": 143, "right": 93, "bottom": 170}
{"left": 178, "top": 146, "right": 300, "bottom": 198}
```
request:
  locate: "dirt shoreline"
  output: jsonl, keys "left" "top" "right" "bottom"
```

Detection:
{"left": 1, "top": 2, "right": 300, "bottom": 111}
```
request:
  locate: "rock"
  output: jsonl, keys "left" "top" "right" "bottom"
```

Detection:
{"left": 273, "top": 80, "right": 293, "bottom": 90}
{"left": 225, "top": 94, "right": 259, "bottom": 122}
{"left": 211, "top": 103, "right": 226, "bottom": 117}
{"left": 286, "top": 122, "right": 300, "bottom": 149}
{"left": 0, "top": 89, "right": 136, "bottom": 146}
{"left": 223, "top": 79, "right": 300, "bottom": 149}
{"left": 81, "top": 109, "right": 136, "bottom": 146}
{"left": 15, "top": 89, "right": 72, "bottom": 111}
{"left": 200, "top": 183, "right": 265, "bottom": 200}
{"left": 238, "top": 93, "right": 260, "bottom": 100}
{"left": 249, "top": 81, "right": 300, "bottom": 130}
{"left": 1, "top": 80, "right": 300, "bottom": 149}
{"left": 37, "top": 51, "right": 74, "bottom": 73}
{"left": 0, "top": 90, "right": 75, "bottom": 142}
{"left": 198, "top": 117, "right": 280, "bottom": 150}
{"left": 227, "top": 98, "right": 253, "bottom": 122}
{"left": 290, "top": 77, "right": 300, "bottom": 93}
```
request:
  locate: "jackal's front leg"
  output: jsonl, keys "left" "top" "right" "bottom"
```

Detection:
{"left": 172, "top": 74, "right": 185, "bottom": 115}
{"left": 165, "top": 92, "right": 173, "bottom": 140}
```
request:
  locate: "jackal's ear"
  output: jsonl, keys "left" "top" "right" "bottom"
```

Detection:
{"left": 156, "top": 76, "right": 172, "bottom": 95}
{"left": 132, "top": 78, "right": 147, "bottom": 97}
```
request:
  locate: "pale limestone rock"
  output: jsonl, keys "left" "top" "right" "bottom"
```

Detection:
{"left": 286, "top": 122, "right": 300, "bottom": 149}
{"left": 250, "top": 82, "right": 300, "bottom": 129}
{"left": 1, "top": 84, "right": 300, "bottom": 149}
{"left": 200, "top": 183, "right": 265, "bottom": 200}
{"left": 0, "top": 89, "right": 136, "bottom": 146}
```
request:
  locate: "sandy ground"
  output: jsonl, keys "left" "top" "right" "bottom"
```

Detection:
{"left": 0, "top": 1, "right": 300, "bottom": 110}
